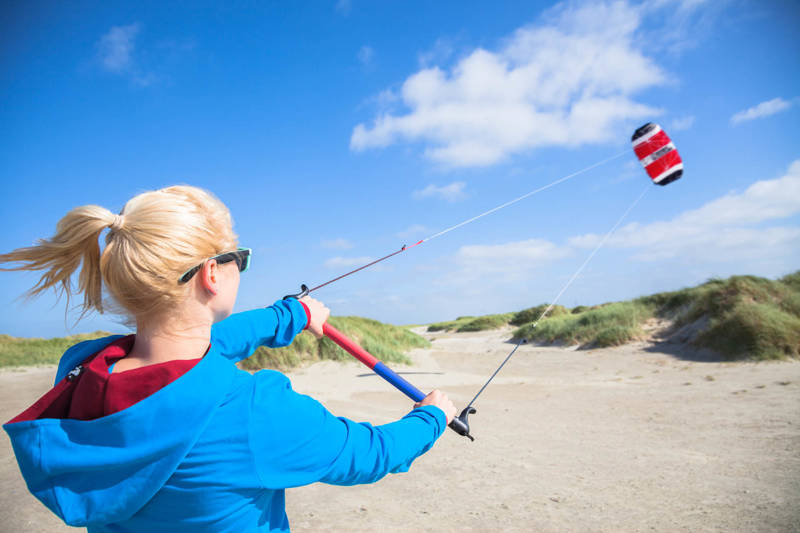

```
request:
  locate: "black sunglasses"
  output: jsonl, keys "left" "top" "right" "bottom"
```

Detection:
{"left": 178, "top": 248, "right": 251, "bottom": 284}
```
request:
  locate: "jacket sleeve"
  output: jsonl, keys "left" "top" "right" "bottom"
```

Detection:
{"left": 248, "top": 370, "right": 446, "bottom": 489}
{"left": 210, "top": 299, "right": 308, "bottom": 363}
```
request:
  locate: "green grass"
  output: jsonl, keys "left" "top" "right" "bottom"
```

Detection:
{"left": 0, "top": 331, "right": 114, "bottom": 367}
{"left": 238, "top": 316, "right": 430, "bottom": 371}
{"left": 520, "top": 273, "right": 800, "bottom": 360}
{"left": 509, "top": 304, "right": 569, "bottom": 325}
{"left": 513, "top": 301, "right": 653, "bottom": 347}
{"left": 454, "top": 313, "right": 515, "bottom": 332}
{"left": 427, "top": 316, "right": 478, "bottom": 332}
{"left": 647, "top": 274, "right": 800, "bottom": 361}
{"left": 427, "top": 313, "right": 515, "bottom": 333}
{"left": 428, "top": 270, "right": 800, "bottom": 361}
{"left": 426, "top": 304, "right": 571, "bottom": 333}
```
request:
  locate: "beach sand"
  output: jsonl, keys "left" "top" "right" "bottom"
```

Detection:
{"left": 2, "top": 327, "right": 798, "bottom": 532}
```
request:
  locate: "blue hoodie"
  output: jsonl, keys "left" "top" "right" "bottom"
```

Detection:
{"left": 3, "top": 299, "right": 446, "bottom": 532}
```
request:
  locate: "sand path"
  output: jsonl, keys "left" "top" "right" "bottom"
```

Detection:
{"left": 1, "top": 328, "right": 798, "bottom": 532}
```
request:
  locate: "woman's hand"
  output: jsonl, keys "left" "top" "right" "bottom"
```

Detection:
{"left": 415, "top": 389, "right": 457, "bottom": 424}
{"left": 299, "top": 296, "right": 330, "bottom": 338}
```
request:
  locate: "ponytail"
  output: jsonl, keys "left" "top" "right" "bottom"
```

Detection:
{"left": 0, "top": 205, "right": 119, "bottom": 317}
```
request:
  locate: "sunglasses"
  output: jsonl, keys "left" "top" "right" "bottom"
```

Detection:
{"left": 178, "top": 247, "right": 251, "bottom": 284}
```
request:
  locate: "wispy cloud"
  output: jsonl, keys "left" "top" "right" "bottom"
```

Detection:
{"left": 97, "top": 23, "right": 140, "bottom": 73}
{"left": 321, "top": 238, "right": 354, "bottom": 250}
{"left": 351, "top": 1, "right": 666, "bottom": 167}
{"left": 96, "top": 23, "right": 158, "bottom": 86}
{"left": 570, "top": 160, "right": 800, "bottom": 262}
{"left": 357, "top": 45, "right": 374, "bottom": 66}
{"left": 324, "top": 256, "right": 373, "bottom": 269}
{"left": 413, "top": 182, "right": 467, "bottom": 202}
{"left": 444, "top": 238, "right": 572, "bottom": 284}
{"left": 459, "top": 239, "right": 569, "bottom": 267}
{"left": 639, "top": 0, "right": 724, "bottom": 54}
{"left": 670, "top": 115, "right": 695, "bottom": 131}
{"left": 730, "top": 97, "right": 792, "bottom": 125}
{"left": 418, "top": 37, "right": 455, "bottom": 67}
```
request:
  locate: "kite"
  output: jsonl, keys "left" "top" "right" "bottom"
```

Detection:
{"left": 632, "top": 122, "right": 683, "bottom": 186}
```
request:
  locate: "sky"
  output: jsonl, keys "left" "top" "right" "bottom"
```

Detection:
{"left": 1, "top": 0, "right": 799, "bottom": 338}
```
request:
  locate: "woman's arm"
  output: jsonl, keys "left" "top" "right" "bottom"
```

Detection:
{"left": 210, "top": 299, "right": 308, "bottom": 363}
{"left": 248, "top": 371, "right": 447, "bottom": 489}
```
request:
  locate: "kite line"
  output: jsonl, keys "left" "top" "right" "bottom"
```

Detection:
{"left": 285, "top": 122, "right": 684, "bottom": 441}
{"left": 458, "top": 183, "right": 651, "bottom": 416}
{"left": 304, "top": 149, "right": 629, "bottom": 294}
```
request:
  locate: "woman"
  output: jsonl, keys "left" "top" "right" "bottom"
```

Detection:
{"left": 1, "top": 185, "right": 455, "bottom": 532}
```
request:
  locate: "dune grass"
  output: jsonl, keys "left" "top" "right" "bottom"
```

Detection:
{"left": 509, "top": 304, "right": 569, "bottom": 325}
{"left": 514, "top": 273, "right": 800, "bottom": 359}
{"left": 0, "top": 331, "right": 114, "bottom": 368}
{"left": 644, "top": 274, "right": 800, "bottom": 361}
{"left": 426, "top": 306, "right": 563, "bottom": 333}
{"left": 238, "top": 316, "right": 429, "bottom": 371}
{"left": 427, "top": 316, "right": 472, "bottom": 332}
{"left": 513, "top": 301, "right": 653, "bottom": 347}
{"left": 428, "top": 271, "right": 800, "bottom": 361}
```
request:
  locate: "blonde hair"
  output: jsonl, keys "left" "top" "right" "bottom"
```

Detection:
{"left": 0, "top": 185, "right": 237, "bottom": 322}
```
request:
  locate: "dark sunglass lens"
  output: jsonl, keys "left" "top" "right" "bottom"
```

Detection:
{"left": 237, "top": 250, "right": 250, "bottom": 272}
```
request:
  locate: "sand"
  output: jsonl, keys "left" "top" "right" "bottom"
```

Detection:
{"left": 1, "top": 327, "right": 798, "bottom": 532}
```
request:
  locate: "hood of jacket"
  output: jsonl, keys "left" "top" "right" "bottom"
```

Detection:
{"left": 3, "top": 336, "right": 238, "bottom": 527}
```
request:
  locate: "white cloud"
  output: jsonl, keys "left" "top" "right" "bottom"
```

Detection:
{"left": 670, "top": 115, "right": 695, "bottom": 131}
{"left": 352, "top": 239, "right": 572, "bottom": 303}
{"left": 638, "top": 0, "right": 726, "bottom": 54}
{"left": 413, "top": 181, "right": 467, "bottom": 202}
{"left": 321, "top": 238, "right": 354, "bottom": 250}
{"left": 730, "top": 98, "right": 792, "bottom": 125}
{"left": 570, "top": 160, "right": 800, "bottom": 261}
{"left": 357, "top": 45, "right": 374, "bottom": 66}
{"left": 444, "top": 238, "right": 572, "bottom": 284}
{"left": 324, "top": 256, "right": 373, "bottom": 269}
{"left": 459, "top": 238, "right": 569, "bottom": 265}
{"left": 96, "top": 23, "right": 159, "bottom": 86}
{"left": 97, "top": 24, "right": 140, "bottom": 72}
{"left": 418, "top": 37, "right": 455, "bottom": 67}
{"left": 351, "top": 1, "right": 665, "bottom": 167}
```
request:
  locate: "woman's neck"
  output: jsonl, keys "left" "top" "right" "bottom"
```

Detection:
{"left": 127, "top": 314, "right": 213, "bottom": 366}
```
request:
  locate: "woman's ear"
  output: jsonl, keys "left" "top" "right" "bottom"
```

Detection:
{"left": 199, "top": 259, "right": 219, "bottom": 296}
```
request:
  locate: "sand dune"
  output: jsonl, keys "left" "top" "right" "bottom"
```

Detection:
{"left": 2, "top": 328, "right": 798, "bottom": 532}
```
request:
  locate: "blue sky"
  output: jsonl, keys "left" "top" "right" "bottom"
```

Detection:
{"left": 1, "top": 0, "right": 799, "bottom": 338}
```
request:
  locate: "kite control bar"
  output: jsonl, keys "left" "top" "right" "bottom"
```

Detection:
{"left": 323, "top": 323, "right": 475, "bottom": 440}
{"left": 284, "top": 284, "right": 475, "bottom": 440}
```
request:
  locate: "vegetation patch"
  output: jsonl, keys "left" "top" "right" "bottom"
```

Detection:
{"left": 0, "top": 331, "right": 113, "bottom": 368}
{"left": 513, "top": 301, "right": 652, "bottom": 348}
{"left": 510, "top": 304, "right": 569, "bottom": 326}
{"left": 517, "top": 272, "right": 800, "bottom": 360}
{"left": 455, "top": 313, "right": 515, "bottom": 332}
{"left": 239, "top": 316, "right": 429, "bottom": 371}
{"left": 663, "top": 275, "right": 800, "bottom": 361}
{"left": 427, "top": 316, "right": 477, "bottom": 332}
{"left": 428, "top": 271, "right": 800, "bottom": 361}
